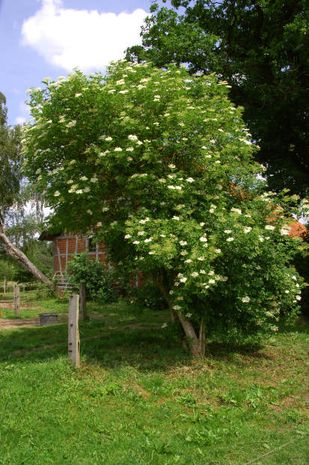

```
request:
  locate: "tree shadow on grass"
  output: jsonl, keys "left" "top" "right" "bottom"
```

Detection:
{"left": 0, "top": 317, "right": 307, "bottom": 371}
{"left": 204, "top": 318, "right": 309, "bottom": 362}
{"left": 0, "top": 321, "right": 191, "bottom": 371}
{"left": 205, "top": 341, "right": 267, "bottom": 361}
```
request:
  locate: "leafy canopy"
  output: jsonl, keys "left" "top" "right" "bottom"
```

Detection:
{"left": 127, "top": 0, "right": 309, "bottom": 195}
{"left": 23, "top": 61, "right": 304, "bottom": 341}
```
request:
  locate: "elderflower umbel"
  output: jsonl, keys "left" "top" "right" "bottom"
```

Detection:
{"left": 173, "top": 305, "right": 181, "bottom": 310}
{"left": 231, "top": 208, "right": 242, "bottom": 214}
{"left": 280, "top": 227, "right": 290, "bottom": 236}
{"left": 66, "top": 120, "right": 76, "bottom": 128}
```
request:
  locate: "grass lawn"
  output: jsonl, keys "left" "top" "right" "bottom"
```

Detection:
{"left": 0, "top": 292, "right": 308, "bottom": 464}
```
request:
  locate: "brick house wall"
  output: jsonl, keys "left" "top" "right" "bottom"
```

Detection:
{"left": 40, "top": 233, "right": 106, "bottom": 275}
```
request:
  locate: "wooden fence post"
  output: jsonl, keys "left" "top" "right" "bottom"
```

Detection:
{"left": 68, "top": 294, "right": 80, "bottom": 368}
{"left": 79, "top": 281, "right": 87, "bottom": 321}
{"left": 3, "top": 279, "right": 6, "bottom": 295}
{"left": 14, "top": 284, "right": 20, "bottom": 317}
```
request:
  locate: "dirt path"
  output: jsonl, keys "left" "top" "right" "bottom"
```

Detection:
{"left": 0, "top": 318, "right": 39, "bottom": 329}
{"left": 0, "top": 302, "right": 40, "bottom": 310}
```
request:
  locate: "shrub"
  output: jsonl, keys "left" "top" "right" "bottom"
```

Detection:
{"left": 67, "top": 253, "right": 115, "bottom": 303}
{"left": 24, "top": 60, "right": 307, "bottom": 354}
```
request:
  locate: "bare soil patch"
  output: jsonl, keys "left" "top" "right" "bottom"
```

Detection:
{"left": 0, "top": 318, "right": 39, "bottom": 329}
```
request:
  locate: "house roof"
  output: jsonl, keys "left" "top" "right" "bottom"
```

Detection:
{"left": 288, "top": 221, "right": 307, "bottom": 239}
{"left": 39, "top": 231, "right": 61, "bottom": 241}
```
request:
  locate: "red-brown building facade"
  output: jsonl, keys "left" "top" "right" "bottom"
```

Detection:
{"left": 40, "top": 233, "right": 106, "bottom": 275}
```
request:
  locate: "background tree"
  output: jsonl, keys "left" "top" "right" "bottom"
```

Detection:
{"left": 126, "top": 0, "right": 309, "bottom": 195}
{"left": 23, "top": 62, "right": 305, "bottom": 355}
{"left": 0, "top": 92, "right": 53, "bottom": 287}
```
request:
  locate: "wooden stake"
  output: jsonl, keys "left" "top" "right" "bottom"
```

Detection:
{"left": 68, "top": 294, "right": 80, "bottom": 368}
{"left": 14, "top": 284, "right": 20, "bottom": 317}
{"left": 79, "top": 281, "right": 87, "bottom": 321}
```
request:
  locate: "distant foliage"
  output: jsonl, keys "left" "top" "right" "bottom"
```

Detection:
{"left": 0, "top": 239, "right": 52, "bottom": 283}
{"left": 0, "top": 257, "right": 16, "bottom": 281}
{"left": 0, "top": 92, "right": 22, "bottom": 218}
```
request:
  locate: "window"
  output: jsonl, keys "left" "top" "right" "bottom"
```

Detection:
{"left": 88, "top": 237, "right": 97, "bottom": 252}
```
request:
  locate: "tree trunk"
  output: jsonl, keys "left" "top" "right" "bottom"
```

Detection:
{"left": 177, "top": 313, "right": 205, "bottom": 357}
{"left": 0, "top": 223, "right": 53, "bottom": 289}
{"left": 153, "top": 274, "right": 177, "bottom": 322}
{"left": 153, "top": 274, "right": 206, "bottom": 356}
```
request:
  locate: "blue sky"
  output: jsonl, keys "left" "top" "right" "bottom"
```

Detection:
{"left": 0, "top": 0, "right": 152, "bottom": 124}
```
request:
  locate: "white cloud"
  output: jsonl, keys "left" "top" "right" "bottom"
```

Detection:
{"left": 15, "top": 102, "right": 30, "bottom": 125}
{"left": 15, "top": 116, "right": 27, "bottom": 125}
{"left": 21, "top": 0, "right": 147, "bottom": 72}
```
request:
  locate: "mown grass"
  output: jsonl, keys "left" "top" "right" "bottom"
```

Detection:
{"left": 0, "top": 295, "right": 308, "bottom": 465}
